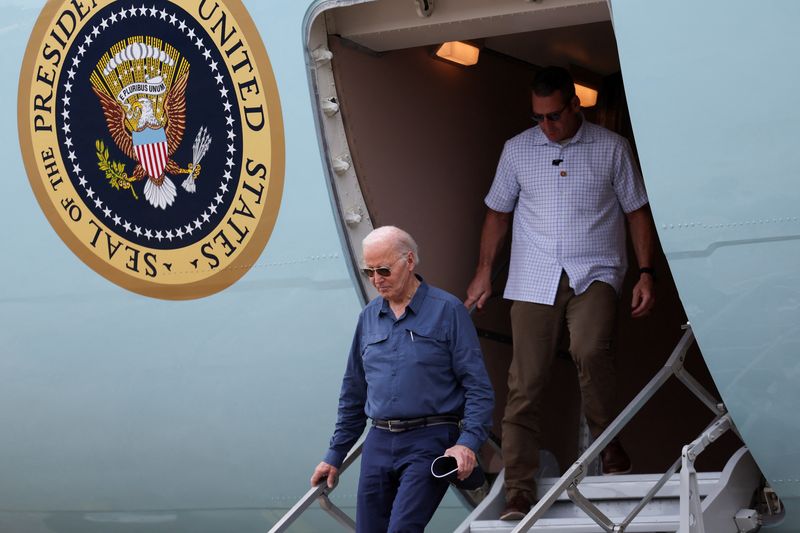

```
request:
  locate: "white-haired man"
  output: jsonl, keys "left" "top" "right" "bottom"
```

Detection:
{"left": 312, "top": 226, "right": 494, "bottom": 532}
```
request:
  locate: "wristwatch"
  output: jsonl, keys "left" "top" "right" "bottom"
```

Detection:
{"left": 639, "top": 267, "right": 656, "bottom": 281}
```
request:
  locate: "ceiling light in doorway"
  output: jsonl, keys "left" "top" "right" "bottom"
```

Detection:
{"left": 435, "top": 41, "right": 480, "bottom": 66}
{"left": 575, "top": 83, "right": 598, "bottom": 107}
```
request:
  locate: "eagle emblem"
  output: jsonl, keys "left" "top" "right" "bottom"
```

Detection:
{"left": 90, "top": 39, "right": 211, "bottom": 209}
{"left": 21, "top": 0, "right": 284, "bottom": 299}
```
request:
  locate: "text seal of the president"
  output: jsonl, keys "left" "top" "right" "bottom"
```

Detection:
{"left": 19, "top": 0, "right": 285, "bottom": 299}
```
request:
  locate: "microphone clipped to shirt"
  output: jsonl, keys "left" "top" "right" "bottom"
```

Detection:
{"left": 552, "top": 159, "right": 564, "bottom": 166}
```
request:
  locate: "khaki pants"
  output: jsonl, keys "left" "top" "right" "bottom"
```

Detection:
{"left": 503, "top": 272, "right": 618, "bottom": 501}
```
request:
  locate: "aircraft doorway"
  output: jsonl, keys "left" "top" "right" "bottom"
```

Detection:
{"left": 306, "top": 0, "right": 742, "bottom": 488}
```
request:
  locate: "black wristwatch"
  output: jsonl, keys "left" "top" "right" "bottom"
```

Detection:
{"left": 639, "top": 267, "right": 656, "bottom": 281}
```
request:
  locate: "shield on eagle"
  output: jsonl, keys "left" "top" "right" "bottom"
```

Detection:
{"left": 133, "top": 127, "right": 169, "bottom": 181}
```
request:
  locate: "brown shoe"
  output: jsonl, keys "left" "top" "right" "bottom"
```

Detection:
{"left": 499, "top": 493, "right": 533, "bottom": 521}
{"left": 601, "top": 440, "right": 632, "bottom": 475}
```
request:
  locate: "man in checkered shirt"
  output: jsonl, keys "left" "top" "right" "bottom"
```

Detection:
{"left": 465, "top": 66, "right": 656, "bottom": 520}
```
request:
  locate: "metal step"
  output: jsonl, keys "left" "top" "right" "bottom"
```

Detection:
{"left": 460, "top": 447, "right": 761, "bottom": 533}
{"left": 466, "top": 474, "right": 710, "bottom": 533}
{"left": 470, "top": 515, "right": 680, "bottom": 532}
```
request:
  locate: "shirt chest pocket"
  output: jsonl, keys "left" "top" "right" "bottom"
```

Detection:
{"left": 407, "top": 326, "right": 451, "bottom": 367}
{"left": 361, "top": 331, "right": 392, "bottom": 371}
{"left": 572, "top": 162, "right": 614, "bottom": 212}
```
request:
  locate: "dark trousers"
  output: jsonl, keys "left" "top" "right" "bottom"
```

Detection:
{"left": 503, "top": 272, "right": 619, "bottom": 501}
{"left": 357, "top": 424, "right": 458, "bottom": 532}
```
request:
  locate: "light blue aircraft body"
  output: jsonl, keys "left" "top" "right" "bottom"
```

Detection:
{"left": 613, "top": 0, "right": 800, "bottom": 529}
{"left": 1, "top": 0, "right": 798, "bottom": 531}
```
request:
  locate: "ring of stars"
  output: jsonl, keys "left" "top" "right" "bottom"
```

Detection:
{"left": 59, "top": 4, "right": 240, "bottom": 244}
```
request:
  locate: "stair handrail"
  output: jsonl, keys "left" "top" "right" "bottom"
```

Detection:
{"left": 506, "top": 323, "right": 731, "bottom": 532}
{"left": 267, "top": 438, "right": 363, "bottom": 533}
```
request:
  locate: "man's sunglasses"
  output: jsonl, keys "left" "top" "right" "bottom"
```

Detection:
{"left": 361, "top": 266, "right": 394, "bottom": 278}
{"left": 531, "top": 102, "right": 570, "bottom": 123}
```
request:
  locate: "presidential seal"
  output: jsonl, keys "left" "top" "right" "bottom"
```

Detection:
{"left": 19, "top": 0, "right": 284, "bottom": 299}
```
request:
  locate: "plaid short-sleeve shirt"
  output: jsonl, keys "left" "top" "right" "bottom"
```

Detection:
{"left": 485, "top": 120, "right": 648, "bottom": 305}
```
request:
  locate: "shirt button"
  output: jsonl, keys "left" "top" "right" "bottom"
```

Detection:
{"left": 560, "top": 170, "right": 567, "bottom": 177}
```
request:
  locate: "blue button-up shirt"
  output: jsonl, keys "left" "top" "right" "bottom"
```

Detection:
{"left": 485, "top": 120, "right": 649, "bottom": 305}
{"left": 323, "top": 278, "right": 494, "bottom": 468}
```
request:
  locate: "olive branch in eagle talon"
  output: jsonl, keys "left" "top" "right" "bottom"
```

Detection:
{"left": 96, "top": 139, "right": 138, "bottom": 200}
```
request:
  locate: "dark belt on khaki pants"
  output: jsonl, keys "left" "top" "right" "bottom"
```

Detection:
{"left": 372, "top": 415, "right": 460, "bottom": 433}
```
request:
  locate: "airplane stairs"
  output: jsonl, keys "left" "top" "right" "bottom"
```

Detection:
{"left": 269, "top": 325, "right": 777, "bottom": 533}
{"left": 456, "top": 325, "right": 773, "bottom": 533}
{"left": 456, "top": 447, "right": 762, "bottom": 533}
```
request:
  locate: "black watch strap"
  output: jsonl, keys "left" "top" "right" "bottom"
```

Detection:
{"left": 639, "top": 267, "right": 656, "bottom": 280}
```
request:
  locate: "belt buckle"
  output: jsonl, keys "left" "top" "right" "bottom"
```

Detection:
{"left": 387, "top": 420, "right": 403, "bottom": 432}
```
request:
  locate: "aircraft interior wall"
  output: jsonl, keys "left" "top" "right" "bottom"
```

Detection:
{"left": 324, "top": 20, "right": 741, "bottom": 476}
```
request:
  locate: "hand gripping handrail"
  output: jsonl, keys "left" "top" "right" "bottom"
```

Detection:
{"left": 267, "top": 439, "right": 363, "bottom": 533}
{"left": 511, "top": 324, "right": 732, "bottom": 533}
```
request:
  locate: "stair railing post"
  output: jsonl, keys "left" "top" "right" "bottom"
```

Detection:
{"left": 566, "top": 482, "right": 615, "bottom": 532}
{"left": 680, "top": 442, "right": 705, "bottom": 533}
{"left": 267, "top": 439, "right": 363, "bottom": 533}
{"left": 318, "top": 493, "right": 357, "bottom": 531}
{"left": 678, "top": 414, "right": 732, "bottom": 533}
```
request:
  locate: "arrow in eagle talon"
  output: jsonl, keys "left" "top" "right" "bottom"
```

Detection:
{"left": 182, "top": 126, "right": 212, "bottom": 193}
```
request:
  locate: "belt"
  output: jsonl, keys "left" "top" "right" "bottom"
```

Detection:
{"left": 372, "top": 415, "right": 460, "bottom": 433}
